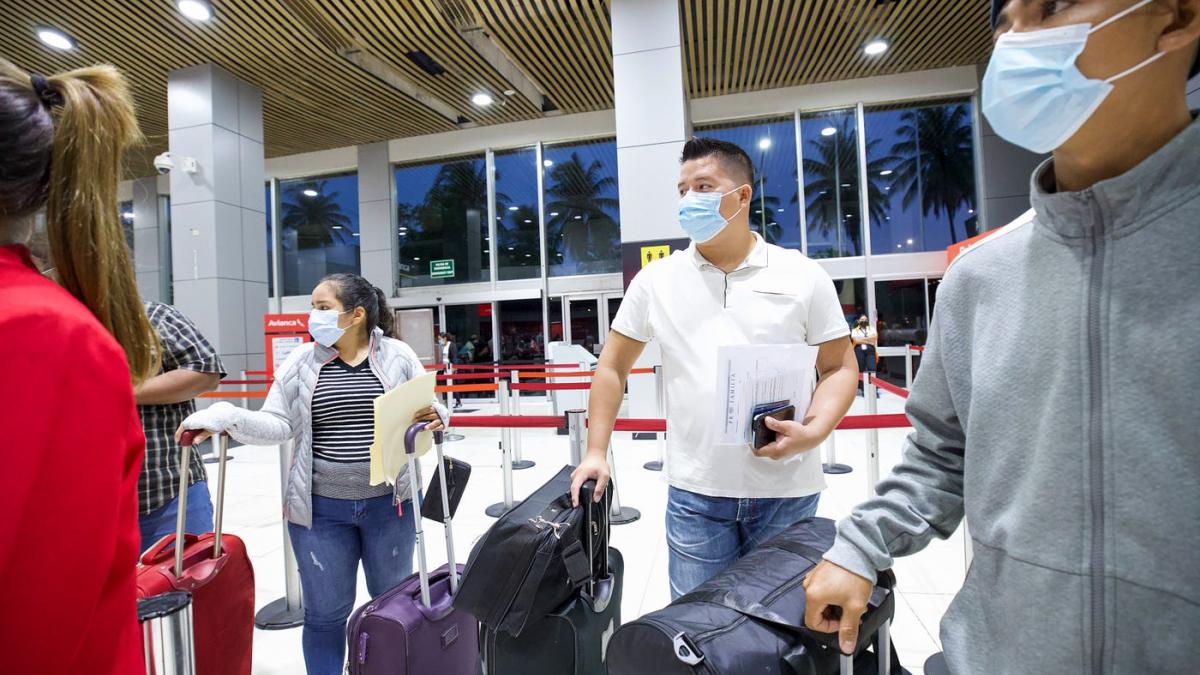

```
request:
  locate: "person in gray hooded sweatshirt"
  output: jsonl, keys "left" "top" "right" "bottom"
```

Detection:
{"left": 803, "top": 1, "right": 1200, "bottom": 672}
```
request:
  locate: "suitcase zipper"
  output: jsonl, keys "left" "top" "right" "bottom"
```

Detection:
{"left": 637, "top": 617, "right": 717, "bottom": 674}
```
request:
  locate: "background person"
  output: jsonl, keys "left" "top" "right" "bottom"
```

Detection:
{"left": 177, "top": 273, "right": 449, "bottom": 675}
{"left": 803, "top": 1, "right": 1200, "bottom": 671}
{"left": 571, "top": 137, "right": 859, "bottom": 599}
{"left": 0, "top": 60, "right": 157, "bottom": 674}
{"left": 135, "top": 301, "right": 225, "bottom": 553}
{"left": 850, "top": 315, "right": 878, "bottom": 395}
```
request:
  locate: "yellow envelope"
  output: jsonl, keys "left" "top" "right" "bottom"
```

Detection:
{"left": 369, "top": 372, "right": 437, "bottom": 486}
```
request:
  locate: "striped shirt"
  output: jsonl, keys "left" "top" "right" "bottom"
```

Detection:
{"left": 310, "top": 358, "right": 390, "bottom": 500}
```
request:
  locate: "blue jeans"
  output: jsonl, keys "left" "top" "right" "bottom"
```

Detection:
{"left": 138, "top": 481, "right": 215, "bottom": 554}
{"left": 287, "top": 495, "right": 416, "bottom": 675}
{"left": 666, "top": 486, "right": 820, "bottom": 599}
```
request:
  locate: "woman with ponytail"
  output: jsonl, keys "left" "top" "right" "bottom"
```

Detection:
{"left": 178, "top": 272, "right": 447, "bottom": 675}
{"left": 0, "top": 60, "right": 156, "bottom": 673}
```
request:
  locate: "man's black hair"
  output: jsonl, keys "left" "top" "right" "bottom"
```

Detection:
{"left": 680, "top": 137, "right": 754, "bottom": 185}
{"left": 990, "top": 0, "right": 1199, "bottom": 78}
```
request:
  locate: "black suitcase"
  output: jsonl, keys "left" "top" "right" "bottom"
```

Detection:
{"left": 606, "top": 517, "right": 902, "bottom": 675}
{"left": 454, "top": 466, "right": 609, "bottom": 637}
{"left": 481, "top": 479, "right": 620, "bottom": 675}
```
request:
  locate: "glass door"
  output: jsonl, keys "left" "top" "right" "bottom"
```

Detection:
{"left": 563, "top": 295, "right": 601, "bottom": 356}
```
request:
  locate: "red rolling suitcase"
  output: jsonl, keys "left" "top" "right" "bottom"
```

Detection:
{"left": 344, "top": 423, "right": 479, "bottom": 675}
{"left": 136, "top": 432, "right": 255, "bottom": 675}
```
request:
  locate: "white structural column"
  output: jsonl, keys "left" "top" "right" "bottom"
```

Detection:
{"left": 611, "top": 0, "right": 690, "bottom": 245}
{"left": 358, "top": 142, "right": 397, "bottom": 296}
{"left": 131, "top": 175, "right": 167, "bottom": 302}
{"left": 167, "top": 64, "right": 268, "bottom": 377}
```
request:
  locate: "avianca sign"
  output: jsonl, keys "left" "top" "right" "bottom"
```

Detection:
{"left": 263, "top": 313, "right": 309, "bottom": 333}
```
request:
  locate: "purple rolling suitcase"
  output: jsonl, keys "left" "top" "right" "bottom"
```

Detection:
{"left": 345, "top": 423, "right": 479, "bottom": 674}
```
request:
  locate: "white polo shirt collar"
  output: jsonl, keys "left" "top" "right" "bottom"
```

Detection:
{"left": 688, "top": 232, "right": 769, "bottom": 272}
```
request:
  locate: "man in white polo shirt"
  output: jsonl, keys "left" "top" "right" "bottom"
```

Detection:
{"left": 571, "top": 137, "right": 858, "bottom": 598}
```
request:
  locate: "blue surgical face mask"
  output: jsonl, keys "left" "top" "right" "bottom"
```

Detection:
{"left": 678, "top": 186, "right": 746, "bottom": 244}
{"left": 982, "top": 0, "right": 1164, "bottom": 154}
{"left": 309, "top": 309, "right": 350, "bottom": 348}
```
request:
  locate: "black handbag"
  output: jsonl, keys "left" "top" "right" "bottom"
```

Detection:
{"left": 453, "top": 465, "right": 609, "bottom": 638}
{"left": 420, "top": 455, "right": 471, "bottom": 523}
{"left": 606, "top": 517, "right": 903, "bottom": 675}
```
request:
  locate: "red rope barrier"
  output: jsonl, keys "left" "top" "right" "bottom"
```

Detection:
{"left": 436, "top": 383, "right": 499, "bottom": 394}
{"left": 870, "top": 377, "right": 910, "bottom": 399}
{"left": 511, "top": 382, "right": 591, "bottom": 391}
{"left": 436, "top": 372, "right": 510, "bottom": 382}
{"left": 219, "top": 379, "right": 274, "bottom": 386}
{"left": 448, "top": 415, "right": 565, "bottom": 428}
{"left": 245, "top": 370, "right": 269, "bottom": 376}
{"left": 453, "top": 363, "right": 579, "bottom": 371}
{"left": 200, "top": 391, "right": 268, "bottom": 399}
{"left": 611, "top": 418, "right": 666, "bottom": 432}
{"left": 836, "top": 413, "right": 910, "bottom": 430}
{"left": 908, "top": 345, "right": 925, "bottom": 352}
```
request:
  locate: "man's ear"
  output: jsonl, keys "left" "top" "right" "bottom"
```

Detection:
{"left": 740, "top": 183, "right": 754, "bottom": 207}
{"left": 1158, "top": 0, "right": 1200, "bottom": 58}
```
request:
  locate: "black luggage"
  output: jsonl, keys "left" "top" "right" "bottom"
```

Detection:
{"left": 606, "top": 517, "right": 902, "bottom": 675}
{"left": 453, "top": 465, "right": 610, "bottom": 637}
{"left": 480, "top": 480, "right": 621, "bottom": 674}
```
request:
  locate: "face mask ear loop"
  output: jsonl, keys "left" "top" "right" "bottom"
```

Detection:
{"left": 722, "top": 184, "right": 749, "bottom": 223}
{"left": 1104, "top": 50, "right": 1166, "bottom": 83}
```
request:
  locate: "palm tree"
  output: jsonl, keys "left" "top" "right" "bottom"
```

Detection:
{"left": 747, "top": 190, "right": 783, "bottom": 243}
{"left": 888, "top": 104, "right": 976, "bottom": 245}
{"left": 281, "top": 180, "right": 354, "bottom": 249}
{"left": 544, "top": 152, "right": 620, "bottom": 273}
{"left": 497, "top": 204, "right": 541, "bottom": 273}
{"left": 797, "top": 118, "right": 893, "bottom": 256}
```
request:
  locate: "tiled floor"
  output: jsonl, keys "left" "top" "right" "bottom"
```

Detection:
{"left": 213, "top": 390, "right": 963, "bottom": 674}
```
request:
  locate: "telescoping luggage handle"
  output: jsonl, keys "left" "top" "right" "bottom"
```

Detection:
{"left": 580, "top": 477, "right": 614, "bottom": 613}
{"left": 177, "top": 431, "right": 232, "bottom": 580}
{"left": 405, "top": 422, "right": 457, "bottom": 610}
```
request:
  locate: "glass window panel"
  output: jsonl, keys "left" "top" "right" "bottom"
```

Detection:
{"left": 693, "top": 116, "right": 800, "bottom": 249}
{"left": 799, "top": 108, "right": 864, "bottom": 258}
{"left": 264, "top": 184, "right": 273, "bottom": 298}
{"left": 569, "top": 299, "right": 601, "bottom": 355}
{"left": 832, "top": 278, "right": 868, "bottom": 328}
{"left": 119, "top": 200, "right": 134, "bottom": 252}
{"left": 874, "top": 278, "right": 928, "bottom": 347}
{"left": 444, "top": 303, "right": 493, "bottom": 365}
{"left": 278, "top": 172, "right": 360, "bottom": 296}
{"left": 543, "top": 138, "right": 621, "bottom": 277}
{"left": 494, "top": 147, "right": 540, "bottom": 281}
{"left": 395, "top": 155, "right": 488, "bottom": 288}
{"left": 865, "top": 99, "right": 979, "bottom": 254}
{"left": 928, "top": 277, "right": 941, "bottom": 323}
{"left": 498, "top": 298, "right": 545, "bottom": 363}
{"left": 549, "top": 296, "right": 564, "bottom": 344}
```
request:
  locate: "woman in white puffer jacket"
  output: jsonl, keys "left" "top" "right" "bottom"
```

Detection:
{"left": 177, "top": 272, "right": 447, "bottom": 675}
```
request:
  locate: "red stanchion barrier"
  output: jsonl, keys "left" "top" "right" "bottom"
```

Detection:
{"left": 870, "top": 376, "right": 910, "bottom": 399}
{"left": 909, "top": 345, "right": 925, "bottom": 352}
{"left": 436, "top": 372, "right": 511, "bottom": 382}
{"left": 453, "top": 363, "right": 579, "bottom": 371}
{"left": 512, "top": 370, "right": 595, "bottom": 379}
{"left": 245, "top": 370, "right": 269, "bottom": 376}
{"left": 835, "top": 413, "right": 909, "bottom": 430}
{"left": 612, "top": 418, "right": 667, "bottom": 433}
{"left": 200, "top": 391, "right": 269, "bottom": 399}
{"left": 447, "top": 415, "right": 565, "bottom": 429}
{"left": 219, "top": 379, "right": 274, "bottom": 386}
{"left": 435, "top": 383, "right": 499, "bottom": 394}
{"left": 511, "top": 382, "right": 592, "bottom": 392}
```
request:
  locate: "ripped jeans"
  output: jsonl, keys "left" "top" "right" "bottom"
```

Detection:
{"left": 287, "top": 494, "right": 415, "bottom": 675}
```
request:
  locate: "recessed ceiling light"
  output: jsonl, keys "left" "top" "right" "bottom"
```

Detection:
{"left": 777, "top": 208, "right": 784, "bottom": 213}
{"left": 821, "top": 127, "right": 837, "bottom": 137}
{"left": 414, "top": 257, "right": 421, "bottom": 261}
{"left": 968, "top": 208, "right": 975, "bottom": 214}
{"left": 503, "top": 89, "right": 517, "bottom": 96}
{"left": 303, "top": 189, "right": 318, "bottom": 197}
{"left": 525, "top": 254, "right": 532, "bottom": 258}
{"left": 758, "top": 138, "right": 772, "bottom": 150}
{"left": 573, "top": 215, "right": 581, "bottom": 220}
{"left": 507, "top": 205, "right": 519, "bottom": 211}
{"left": 897, "top": 244, "right": 903, "bottom": 249}
{"left": 550, "top": 212, "right": 559, "bottom": 217}
{"left": 864, "top": 39, "right": 889, "bottom": 56}
{"left": 472, "top": 92, "right": 494, "bottom": 106}
{"left": 507, "top": 247, "right": 515, "bottom": 251}
{"left": 332, "top": 225, "right": 343, "bottom": 230}
{"left": 178, "top": 0, "right": 213, "bottom": 22}
{"left": 352, "top": 232, "right": 360, "bottom": 237}
{"left": 880, "top": 169, "right": 893, "bottom": 176}
{"left": 37, "top": 27, "right": 75, "bottom": 50}
{"left": 523, "top": 219, "right": 532, "bottom": 223}
{"left": 543, "top": 159, "right": 553, "bottom": 167}
{"left": 906, "top": 238, "right": 913, "bottom": 245}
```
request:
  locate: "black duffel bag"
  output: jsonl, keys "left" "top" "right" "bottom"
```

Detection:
{"left": 453, "top": 465, "right": 606, "bottom": 637}
{"left": 606, "top": 517, "right": 903, "bottom": 675}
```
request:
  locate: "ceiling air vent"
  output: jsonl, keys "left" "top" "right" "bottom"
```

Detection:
{"left": 406, "top": 50, "right": 446, "bottom": 76}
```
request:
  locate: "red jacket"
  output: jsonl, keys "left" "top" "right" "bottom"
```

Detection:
{"left": 0, "top": 245, "right": 145, "bottom": 673}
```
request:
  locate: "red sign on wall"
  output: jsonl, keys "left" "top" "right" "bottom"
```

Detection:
{"left": 264, "top": 313, "right": 311, "bottom": 374}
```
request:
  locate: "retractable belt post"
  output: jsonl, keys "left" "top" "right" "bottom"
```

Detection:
{"left": 509, "top": 371, "right": 533, "bottom": 470}
{"left": 644, "top": 364, "right": 664, "bottom": 472}
{"left": 566, "top": 409, "right": 587, "bottom": 465}
{"left": 904, "top": 346, "right": 915, "bottom": 390}
{"left": 865, "top": 372, "right": 881, "bottom": 498}
{"left": 606, "top": 441, "right": 640, "bottom": 525}
{"left": 485, "top": 380, "right": 516, "bottom": 518}
{"left": 254, "top": 439, "right": 304, "bottom": 630}
{"left": 138, "top": 591, "right": 196, "bottom": 675}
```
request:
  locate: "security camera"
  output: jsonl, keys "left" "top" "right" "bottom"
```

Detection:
{"left": 153, "top": 152, "right": 197, "bottom": 175}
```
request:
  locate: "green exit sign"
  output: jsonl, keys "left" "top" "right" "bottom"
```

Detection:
{"left": 430, "top": 259, "right": 455, "bottom": 279}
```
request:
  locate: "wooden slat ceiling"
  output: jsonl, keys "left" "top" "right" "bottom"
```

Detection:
{"left": 1, "top": 0, "right": 990, "bottom": 177}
